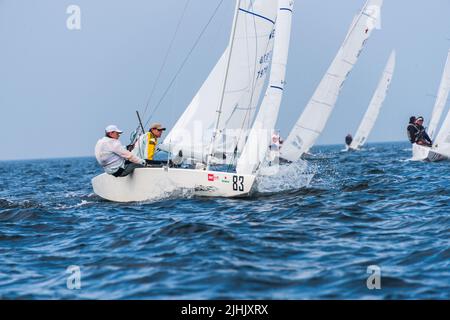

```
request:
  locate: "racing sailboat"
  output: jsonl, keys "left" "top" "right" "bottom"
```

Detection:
{"left": 347, "top": 50, "right": 396, "bottom": 151}
{"left": 92, "top": 0, "right": 291, "bottom": 202}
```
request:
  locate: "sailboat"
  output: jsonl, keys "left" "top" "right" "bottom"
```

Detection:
{"left": 92, "top": 0, "right": 293, "bottom": 202}
{"left": 347, "top": 50, "right": 396, "bottom": 151}
{"left": 280, "top": 0, "right": 383, "bottom": 162}
{"left": 411, "top": 50, "right": 450, "bottom": 162}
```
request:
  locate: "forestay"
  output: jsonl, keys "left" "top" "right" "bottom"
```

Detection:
{"left": 160, "top": 0, "right": 279, "bottom": 164}
{"left": 237, "top": 0, "right": 294, "bottom": 175}
{"left": 350, "top": 50, "right": 396, "bottom": 150}
{"left": 280, "top": 0, "right": 383, "bottom": 162}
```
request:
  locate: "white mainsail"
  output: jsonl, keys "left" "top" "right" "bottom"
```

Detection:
{"left": 349, "top": 50, "right": 396, "bottom": 150}
{"left": 161, "top": 0, "right": 279, "bottom": 163}
{"left": 427, "top": 50, "right": 450, "bottom": 140}
{"left": 93, "top": 1, "right": 279, "bottom": 203}
{"left": 237, "top": 0, "right": 294, "bottom": 175}
{"left": 280, "top": 0, "right": 383, "bottom": 162}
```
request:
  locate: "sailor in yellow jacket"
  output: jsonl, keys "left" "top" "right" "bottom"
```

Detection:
{"left": 132, "top": 123, "right": 166, "bottom": 160}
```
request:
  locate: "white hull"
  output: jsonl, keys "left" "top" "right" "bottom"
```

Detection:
{"left": 92, "top": 167, "right": 256, "bottom": 202}
{"left": 411, "top": 144, "right": 447, "bottom": 162}
{"left": 342, "top": 145, "right": 359, "bottom": 152}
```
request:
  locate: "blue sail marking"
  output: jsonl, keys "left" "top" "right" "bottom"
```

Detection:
{"left": 238, "top": 8, "right": 275, "bottom": 25}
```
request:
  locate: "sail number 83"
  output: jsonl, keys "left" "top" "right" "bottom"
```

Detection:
{"left": 232, "top": 176, "right": 244, "bottom": 191}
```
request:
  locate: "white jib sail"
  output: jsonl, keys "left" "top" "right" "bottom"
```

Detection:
{"left": 427, "top": 50, "right": 450, "bottom": 140}
{"left": 430, "top": 50, "right": 450, "bottom": 156}
{"left": 280, "top": 0, "right": 383, "bottom": 162}
{"left": 349, "top": 50, "right": 396, "bottom": 150}
{"left": 236, "top": 0, "right": 294, "bottom": 175}
{"left": 161, "top": 0, "right": 278, "bottom": 163}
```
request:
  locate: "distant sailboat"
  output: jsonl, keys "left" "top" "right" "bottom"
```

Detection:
{"left": 412, "top": 50, "right": 450, "bottom": 162}
{"left": 347, "top": 50, "right": 396, "bottom": 151}
{"left": 280, "top": 0, "right": 383, "bottom": 162}
{"left": 344, "top": 134, "right": 353, "bottom": 150}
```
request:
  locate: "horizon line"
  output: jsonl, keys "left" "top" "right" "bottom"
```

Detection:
{"left": 0, "top": 140, "right": 409, "bottom": 162}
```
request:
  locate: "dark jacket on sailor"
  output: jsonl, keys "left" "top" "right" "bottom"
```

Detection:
{"left": 407, "top": 123, "right": 432, "bottom": 145}
{"left": 407, "top": 123, "right": 419, "bottom": 143}
{"left": 345, "top": 135, "right": 353, "bottom": 146}
{"left": 416, "top": 124, "right": 432, "bottom": 145}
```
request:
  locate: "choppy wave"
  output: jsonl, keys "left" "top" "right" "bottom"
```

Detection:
{"left": 0, "top": 145, "right": 449, "bottom": 299}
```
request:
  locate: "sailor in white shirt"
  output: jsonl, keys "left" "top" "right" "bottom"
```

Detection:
{"left": 95, "top": 125, "right": 146, "bottom": 177}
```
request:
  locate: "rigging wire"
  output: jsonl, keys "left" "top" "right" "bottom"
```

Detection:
{"left": 141, "top": 0, "right": 191, "bottom": 122}
{"left": 144, "top": 0, "right": 226, "bottom": 130}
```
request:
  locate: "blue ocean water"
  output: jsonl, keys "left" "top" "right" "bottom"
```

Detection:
{"left": 0, "top": 142, "right": 449, "bottom": 299}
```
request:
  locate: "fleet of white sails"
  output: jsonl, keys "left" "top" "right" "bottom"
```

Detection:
{"left": 163, "top": 0, "right": 385, "bottom": 169}
{"left": 94, "top": 0, "right": 450, "bottom": 202}
{"left": 280, "top": 0, "right": 383, "bottom": 162}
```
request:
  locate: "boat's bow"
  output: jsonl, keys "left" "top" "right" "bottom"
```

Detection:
{"left": 411, "top": 144, "right": 447, "bottom": 162}
{"left": 92, "top": 167, "right": 256, "bottom": 202}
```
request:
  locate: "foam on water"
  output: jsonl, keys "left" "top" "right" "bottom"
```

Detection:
{"left": 137, "top": 187, "right": 196, "bottom": 205}
{"left": 256, "top": 160, "right": 315, "bottom": 193}
{"left": 55, "top": 200, "right": 93, "bottom": 210}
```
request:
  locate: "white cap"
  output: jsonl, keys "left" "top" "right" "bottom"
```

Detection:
{"left": 105, "top": 125, "right": 123, "bottom": 133}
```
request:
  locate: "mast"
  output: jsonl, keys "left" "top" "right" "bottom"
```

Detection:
{"left": 206, "top": 0, "right": 241, "bottom": 169}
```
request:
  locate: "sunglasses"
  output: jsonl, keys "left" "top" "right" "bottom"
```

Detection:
{"left": 153, "top": 128, "right": 165, "bottom": 132}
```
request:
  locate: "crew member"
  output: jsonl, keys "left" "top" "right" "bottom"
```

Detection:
{"left": 412, "top": 116, "right": 432, "bottom": 147}
{"left": 407, "top": 116, "right": 418, "bottom": 143}
{"left": 345, "top": 134, "right": 353, "bottom": 146}
{"left": 133, "top": 123, "right": 166, "bottom": 160}
{"left": 95, "top": 125, "right": 146, "bottom": 177}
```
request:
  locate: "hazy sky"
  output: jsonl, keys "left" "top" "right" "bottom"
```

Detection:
{"left": 1, "top": 0, "right": 450, "bottom": 160}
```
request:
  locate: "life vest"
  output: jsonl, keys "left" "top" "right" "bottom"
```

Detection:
{"left": 146, "top": 132, "right": 158, "bottom": 160}
{"left": 131, "top": 131, "right": 159, "bottom": 160}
